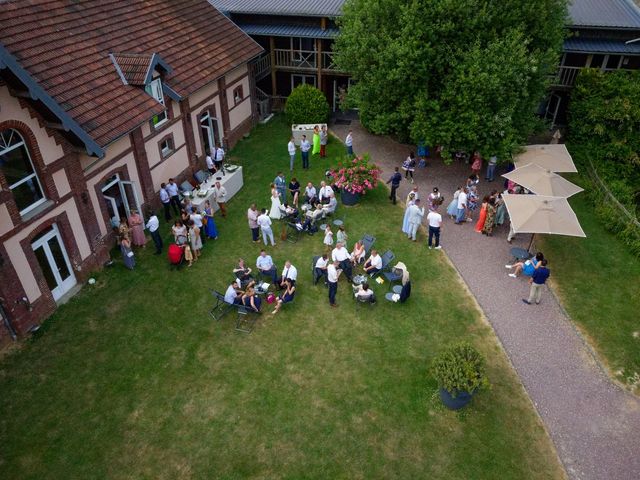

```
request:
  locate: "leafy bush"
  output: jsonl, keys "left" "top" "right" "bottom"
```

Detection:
{"left": 285, "top": 84, "right": 330, "bottom": 125}
{"left": 431, "top": 342, "right": 489, "bottom": 397}
{"left": 329, "top": 154, "right": 381, "bottom": 195}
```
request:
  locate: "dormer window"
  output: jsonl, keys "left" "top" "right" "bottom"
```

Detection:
{"left": 146, "top": 78, "right": 168, "bottom": 127}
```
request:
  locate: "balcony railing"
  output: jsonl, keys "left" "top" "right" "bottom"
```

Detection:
{"left": 321, "top": 51, "right": 345, "bottom": 72}
{"left": 252, "top": 54, "right": 271, "bottom": 81}
{"left": 272, "top": 49, "right": 345, "bottom": 72}
{"left": 550, "top": 65, "right": 582, "bottom": 88}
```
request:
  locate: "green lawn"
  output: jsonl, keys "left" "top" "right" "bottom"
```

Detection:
{"left": 0, "top": 116, "right": 564, "bottom": 479}
{"left": 538, "top": 181, "right": 640, "bottom": 393}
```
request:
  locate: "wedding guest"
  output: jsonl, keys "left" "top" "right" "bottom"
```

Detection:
{"left": 319, "top": 181, "right": 333, "bottom": 204}
{"left": 355, "top": 283, "right": 375, "bottom": 302}
{"left": 471, "top": 151, "right": 482, "bottom": 177}
{"left": 118, "top": 218, "right": 130, "bottom": 241}
{"left": 345, "top": 129, "right": 354, "bottom": 157}
{"left": 247, "top": 203, "right": 260, "bottom": 242}
{"left": 481, "top": 198, "right": 497, "bottom": 236}
{"left": 336, "top": 225, "right": 348, "bottom": 248}
{"left": 233, "top": 258, "right": 253, "bottom": 286}
{"left": 407, "top": 198, "right": 425, "bottom": 241}
{"left": 300, "top": 134, "right": 311, "bottom": 169}
{"left": 272, "top": 279, "right": 296, "bottom": 314}
{"left": 427, "top": 205, "right": 443, "bottom": 250}
{"left": 402, "top": 152, "right": 416, "bottom": 183}
{"left": 269, "top": 184, "right": 282, "bottom": 220}
{"left": 287, "top": 136, "right": 296, "bottom": 172}
{"left": 212, "top": 181, "right": 227, "bottom": 218}
{"left": 160, "top": 183, "right": 172, "bottom": 220}
{"left": 402, "top": 192, "right": 416, "bottom": 235}
{"left": 206, "top": 149, "right": 216, "bottom": 174}
{"left": 305, "top": 182, "right": 318, "bottom": 205}
{"left": 327, "top": 261, "right": 339, "bottom": 307}
{"left": 323, "top": 225, "right": 334, "bottom": 248}
{"left": 320, "top": 125, "right": 328, "bottom": 158}
{"left": 274, "top": 172, "right": 287, "bottom": 200}
{"left": 277, "top": 260, "right": 298, "bottom": 288}
{"left": 171, "top": 219, "right": 187, "bottom": 243}
{"left": 214, "top": 143, "right": 225, "bottom": 172}
{"left": 188, "top": 220, "right": 202, "bottom": 260}
{"left": 350, "top": 240, "right": 365, "bottom": 264}
{"left": 387, "top": 167, "right": 402, "bottom": 204}
{"left": 314, "top": 253, "right": 329, "bottom": 285}
{"left": 363, "top": 249, "right": 383, "bottom": 275}
{"left": 257, "top": 208, "right": 275, "bottom": 246}
{"left": 256, "top": 249, "right": 277, "bottom": 282}
{"left": 312, "top": 125, "right": 321, "bottom": 155}
{"left": 446, "top": 186, "right": 462, "bottom": 219}
{"left": 145, "top": 210, "right": 162, "bottom": 255}
{"left": 242, "top": 285, "right": 262, "bottom": 312}
{"left": 289, "top": 177, "right": 301, "bottom": 206}
{"left": 120, "top": 235, "right": 135, "bottom": 270}
{"left": 166, "top": 178, "right": 181, "bottom": 215}
{"left": 203, "top": 200, "right": 218, "bottom": 240}
{"left": 331, "top": 242, "right": 352, "bottom": 281}
{"left": 323, "top": 193, "right": 338, "bottom": 215}
{"left": 128, "top": 209, "right": 146, "bottom": 247}
{"left": 427, "top": 187, "right": 442, "bottom": 211}
{"left": 224, "top": 280, "right": 243, "bottom": 305}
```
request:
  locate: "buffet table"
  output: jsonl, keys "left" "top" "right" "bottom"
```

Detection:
{"left": 191, "top": 165, "right": 244, "bottom": 213}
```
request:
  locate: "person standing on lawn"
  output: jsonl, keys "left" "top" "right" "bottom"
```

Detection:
{"left": 407, "top": 198, "right": 425, "bottom": 241}
{"left": 387, "top": 167, "right": 402, "bottom": 204}
{"left": 327, "top": 261, "right": 339, "bottom": 307}
{"left": 427, "top": 206, "right": 442, "bottom": 250}
{"left": 312, "top": 125, "right": 321, "bottom": 155}
{"left": 274, "top": 172, "right": 287, "bottom": 201}
{"left": 145, "top": 210, "right": 162, "bottom": 255}
{"left": 345, "top": 130, "right": 354, "bottom": 157}
{"left": 159, "top": 183, "right": 172, "bottom": 221}
{"left": 287, "top": 136, "right": 296, "bottom": 172}
{"left": 166, "top": 178, "right": 181, "bottom": 216}
{"left": 320, "top": 125, "right": 328, "bottom": 158}
{"left": 523, "top": 259, "right": 550, "bottom": 305}
{"left": 300, "top": 134, "right": 311, "bottom": 169}
{"left": 212, "top": 181, "right": 227, "bottom": 218}
{"left": 257, "top": 208, "right": 275, "bottom": 246}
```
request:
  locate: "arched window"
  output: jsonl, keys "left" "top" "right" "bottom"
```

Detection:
{"left": 0, "top": 128, "right": 46, "bottom": 214}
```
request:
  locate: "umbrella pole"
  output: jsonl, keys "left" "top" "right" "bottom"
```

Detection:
{"left": 527, "top": 233, "right": 536, "bottom": 253}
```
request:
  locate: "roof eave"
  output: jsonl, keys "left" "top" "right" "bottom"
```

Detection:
{"left": 0, "top": 44, "right": 105, "bottom": 158}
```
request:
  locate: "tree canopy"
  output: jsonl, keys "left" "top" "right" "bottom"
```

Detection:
{"left": 335, "top": 0, "right": 567, "bottom": 161}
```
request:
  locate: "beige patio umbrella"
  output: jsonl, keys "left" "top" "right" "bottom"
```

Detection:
{"left": 502, "top": 163, "right": 584, "bottom": 198}
{"left": 502, "top": 194, "right": 586, "bottom": 238}
{"left": 514, "top": 144, "right": 578, "bottom": 173}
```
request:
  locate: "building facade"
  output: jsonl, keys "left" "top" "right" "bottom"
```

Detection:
{"left": 0, "top": 0, "right": 262, "bottom": 341}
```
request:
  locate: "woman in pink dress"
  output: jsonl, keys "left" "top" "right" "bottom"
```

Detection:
{"left": 471, "top": 151, "right": 482, "bottom": 177}
{"left": 128, "top": 210, "right": 146, "bottom": 247}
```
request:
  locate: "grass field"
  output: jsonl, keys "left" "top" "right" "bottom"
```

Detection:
{"left": 0, "top": 116, "right": 565, "bottom": 479}
{"left": 538, "top": 179, "right": 640, "bottom": 393}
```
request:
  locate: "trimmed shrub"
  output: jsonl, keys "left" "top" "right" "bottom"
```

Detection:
{"left": 285, "top": 84, "right": 330, "bottom": 125}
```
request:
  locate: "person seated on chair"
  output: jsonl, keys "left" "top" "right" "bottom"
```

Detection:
{"left": 233, "top": 258, "right": 253, "bottom": 286}
{"left": 302, "top": 204, "right": 324, "bottom": 232}
{"left": 277, "top": 260, "right": 298, "bottom": 289}
{"left": 319, "top": 181, "right": 334, "bottom": 205}
{"left": 331, "top": 242, "right": 352, "bottom": 281}
{"left": 224, "top": 280, "right": 243, "bottom": 305}
{"left": 256, "top": 250, "right": 277, "bottom": 283}
{"left": 322, "top": 193, "right": 338, "bottom": 214}
{"left": 241, "top": 286, "right": 262, "bottom": 312}
{"left": 351, "top": 240, "right": 366, "bottom": 265}
{"left": 355, "top": 282, "right": 375, "bottom": 303}
{"left": 314, "top": 253, "right": 329, "bottom": 285}
{"left": 272, "top": 279, "right": 296, "bottom": 314}
{"left": 364, "top": 249, "right": 383, "bottom": 275}
{"left": 304, "top": 182, "right": 318, "bottom": 206}
{"left": 281, "top": 202, "right": 299, "bottom": 219}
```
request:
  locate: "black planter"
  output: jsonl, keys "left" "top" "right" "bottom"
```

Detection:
{"left": 340, "top": 189, "right": 361, "bottom": 206}
{"left": 439, "top": 388, "right": 474, "bottom": 410}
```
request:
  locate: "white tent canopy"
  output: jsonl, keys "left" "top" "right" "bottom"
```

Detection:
{"left": 502, "top": 194, "right": 586, "bottom": 237}
{"left": 514, "top": 144, "right": 578, "bottom": 173}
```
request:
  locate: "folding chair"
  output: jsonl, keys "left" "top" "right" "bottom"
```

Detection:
{"left": 361, "top": 234, "right": 376, "bottom": 256}
{"left": 235, "top": 306, "right": 260, "bottom": 333}
{"left": 383, "top": 261, "right": 403, "bottom": 284}
{"left": 286, "top": 222, "right": 302, "bottom": 243}
{"left": 194, "top": 170, "right": 209, "bottom": 184}
{"left": 209, "top": 290, "right": 234, "bottom": 321}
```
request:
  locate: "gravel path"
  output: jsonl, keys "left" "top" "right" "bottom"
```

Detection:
{"left": 330, "top": 120, "right": 640, "bottom": 480}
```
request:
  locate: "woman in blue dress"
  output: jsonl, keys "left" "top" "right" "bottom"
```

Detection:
{"left": 241, "top": 286, "right": 262, "bottom": 312}
{"left": 120, "top": 236, "right": 135, "bottom": 270}
{"left": 402, "top": 192, "right": 416, "bottom": 234}
{"left": 203, "top": 200, "right": 218, "bottom": 239}
{"left": 272, "top": 279, "right": 296, "bottom": 314}
{"left": 446, "top": 186, "right": 462, "bottom": 218}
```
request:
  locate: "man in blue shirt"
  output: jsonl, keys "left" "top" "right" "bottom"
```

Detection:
{"left": 300, "top": 135, "right": 311, "bottom": 169}
{"left": 256, "top": 250, "right": 277, "bottom": 282}
{"left": 386, "top": 167, "right": 402, "bottom": 204}
{"left": 523, "top": 260, "right": 550, "bottom": 305}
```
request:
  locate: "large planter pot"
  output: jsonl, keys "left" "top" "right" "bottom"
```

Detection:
{"left": 340, "top": 189, "right": 361, "bottom": 206}
{"left": 439, "top": 388, "right": 474, "bottom": 410}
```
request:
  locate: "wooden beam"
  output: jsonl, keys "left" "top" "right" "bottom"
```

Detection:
{"left": 44, "top": 121, "right": 66, "bottom": 130}
{"left": 269, "top": 36, "right": 277, "bottom": 95}
{"left": 317, "top": 38, "right": 323, "bottom": 92}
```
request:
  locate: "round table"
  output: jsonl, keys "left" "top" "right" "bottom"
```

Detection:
{"left": 333, "top": 219, "right": 344, "bottom": 227}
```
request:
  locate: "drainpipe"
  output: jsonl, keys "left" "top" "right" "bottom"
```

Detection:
{"left": 0, "top": 298, "right": 17, "bottom": 341}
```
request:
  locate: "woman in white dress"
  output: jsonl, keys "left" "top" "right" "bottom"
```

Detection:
{"left": 269, "top": 183, "right": 282, "bottom": 219}
{"left": 402, "top": 192, "right": 416, "bottom": 235}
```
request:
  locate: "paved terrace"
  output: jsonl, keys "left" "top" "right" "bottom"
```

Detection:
{"left": 330, "top": 119, "right": 640, "bottom": 480}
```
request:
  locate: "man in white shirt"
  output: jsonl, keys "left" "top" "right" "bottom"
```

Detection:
{"left": 278, "top": 260, "right": 298, "bottom": 289}
{"left": 304, "top": 182, "right": 317, "bottom": 205}
{"left": 332, "top": 242, "right": 352, "bottom": 281}
{"left": 407, "top": 198, "right": 425, "bottom": 241}
{"left": 159, "top": 183, "right": 172, "bottom": 220}
{"left": 300, "top": 134, "right": 311, "bottom": 169}
{"left": 364, "top": 249, "right": 383, "bottom": 274}
{"left": 455, "top": 189, "right": 468, "bottom": 224}
{"left": 145, "top": 210, "right": 162, "bottom": 254}
{"left": 214, "top": 144, "right": 225, "bottom": 173}
{"left": 327, "top": 261, "right": 339, "bottom": 307}
{"left": 319, "top": 181, "right": 334, "bottom": 204}
{"left": 212, "top": 181, "right": 227, "bottom": 218}
{"left": 345, "top": 129, "right": 354, "bottom": 157}
{"left": 287, "top": 136, "right": 296, "bottom": 172}
{"left": 206, "top": 150, "right": 215, "bottom": 174}
{"left": 224, "top": 281, "right": 242, "bottom": 305}
{"left": 256, "top": 249, "right": 277, "bottom": 282}
{"left": 257, "top": 208, "right": 275, "bottom": 246}
{"left": 409, "top": 185, "right": 420, "bottom": 201}
{"left": 165, "top": 178, "right": 181, "bottom": 215}
{"left": 247, "top": 203, "right": 260, "bottom": 242}
{"left": 314, "top": 253, "right": 329, "bottom": 285}
{"left": 427, "top": 207, "right": 443, "bottom": 250}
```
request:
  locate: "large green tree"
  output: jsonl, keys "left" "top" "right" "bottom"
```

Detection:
{"left": 335, "top": 0, "right": 567, "bottom": 160}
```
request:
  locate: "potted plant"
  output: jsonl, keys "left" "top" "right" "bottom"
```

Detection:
{"left": 329, "top": 154, "right": 381, "bottom": 205}
{"left": 431, "top": 342, "right": 489, "bottom": 410}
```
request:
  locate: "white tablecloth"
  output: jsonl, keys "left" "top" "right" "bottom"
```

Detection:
{"left": 191, "top": 165, "right": 244, "bottom": 212}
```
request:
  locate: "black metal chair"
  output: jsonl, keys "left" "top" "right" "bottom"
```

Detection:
{"left": 286, "top": 222, "right": 302, "bottom": 243}
{"left": 370, "top": 250, "right": 395, "bottom": 278}
{"left": 235, "top": 305, "right": 260, "bottom": 333}
{"left": 209, "top": 290, "right": 235, "bottom": 321}
{"left": 361, "top": 234, "right": 376, "bottom": 256}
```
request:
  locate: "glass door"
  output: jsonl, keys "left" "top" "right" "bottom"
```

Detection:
{"left": 200, "top": 110, "right": 219, "bottom": 156}
{"left": 120, "top": 180, "right": 143, "bottom": 225}
{"left": 32, "top": 225, "right": 76, "bottom": 301}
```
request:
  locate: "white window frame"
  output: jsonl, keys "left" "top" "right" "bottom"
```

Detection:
{"left": 0, "top": 129, "right": 46, "bottom": 215}
{"left": 31, "top": 224, "right": 77, "bottom": 301}
{"left": 160, "top": 138, "right": 172, "bottom": 157}
{"left": 147, "top": 78, "right": 168, "bottom": 127}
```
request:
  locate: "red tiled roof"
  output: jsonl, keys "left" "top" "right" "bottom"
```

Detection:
{"left": 111, "top": 53, "right": 155, "bottom": 86}
{"left": 0, "top": 0, "right": 263, "bottom": 148}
